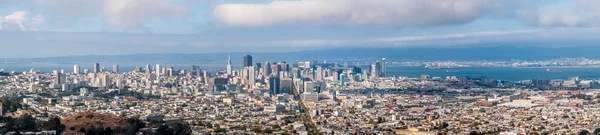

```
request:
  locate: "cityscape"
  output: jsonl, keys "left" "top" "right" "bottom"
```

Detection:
{"left": 2, "top": 0, "right": 600, "bottom": 135}
{"left": 0, "top": 54, "right": 599, "bottom": 135}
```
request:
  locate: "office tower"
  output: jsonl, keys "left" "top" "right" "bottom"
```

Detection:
{"left": 281, "top": 78, "right": 294, "bottom": 95}
{"left": 248, "top": 66, "right": 255, "bottom": 89}
{"left": 227, "top": 54, "right": 232, "bottom": 75}
{"left": 269, "top": 77, "right": 280, "bottom": 96}
{"left": 340, "top": 74, "right": 345, "bottom": 86}
{"left": 316, "top": 66, "right": 324, "bottom": 81}
{"left": 375, "top": 61, "right": 382, "bottom": 77}
{"left": 255, "top": 63, "right": 262, "bottom": 69}
{"left": 203, "top": 70, "right": 208, "bottom": 84}
{"left": 55, "top": 72, "right": 66, "bottom": 85}
{"left": 113, "top": 64, "right": 119, "bottom": 73}
{"left": 166, "top": 67, "right": 174, "bottom": 77}
{"left": 133, "top": 66, "right": 141, "bottom": 72}
{"left": 243, "top": 55, "right": 253, "bottom": 67}
{"left": 74, "top": 64, "right": 80, "bottom": 74}
{"left": 145, "top": 64, "right": 152, "bottom": 74}
{"left": 93, "top": 62, "right": 100, "bottom": 73}
{"left": 272, "top": 63, "right": 280, "bottom": 77}
{"left": 263, "top": 61, "right": 272, "bottom": 77}
{"left": 156, "top": 64, "right": 162, "bottom": 75}
{"left": 101, "top": 74, "right": 110, "bottom": 87}
{"left": 381, "top": 58, "right": 386, "bottom": 77}
{"left": 209, "top": 77, "right": 229, "bottom": 92}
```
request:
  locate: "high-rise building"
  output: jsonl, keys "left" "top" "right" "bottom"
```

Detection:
{"left": 243, "top": 55, "right": 253, "bottom": 67}
{"left": 281, "top": 78, "right": 294, "bottom": 95}
{"left": 166, "top": 67, "right": 174, "bottom": 77}
{"left": 113, "top": 64, "right": 119, "bottom": 73}
{"left": 375, "top": 61, "right": 382, "bottom": 77}
{"left": 55, "top": 72, "right": 66, "bottom": 85}
{"left": 155, "top": 64, "right": 162, "bottom": 75}
{"left": 145, "top": 64, "right": 152, "bottom": 74}
{"left": 74, "top": 64, "right": 80, "bottom": 74}
{"left": 263, "top": 61, "right": 272, "bottom": 77}
{"left": 381, "top": 58, "right": 387, "bottom": 77}
{"left": 93, "top": 62, "right": 100, "bottom": 73}
{"left": 227, "top": 54, "right": 232, "bottom": 75}
{"left": 269, "top": 77, "right": 281, "bottom": 96}
{"left": 340, "top": 74, "right": 346, "bottom": 86}
{"left": 248, "top": 66, "right": 256, "bottom": 89}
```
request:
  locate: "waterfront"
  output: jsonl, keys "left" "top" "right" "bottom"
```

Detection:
{"left": 3, "top": 63, "right": 600, "bottom": 81}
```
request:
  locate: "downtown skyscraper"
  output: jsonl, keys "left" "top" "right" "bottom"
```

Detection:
{"left": 113, "top": 64, "right": 119, "bottom": 73}
{"left": 93, "top": 62, "right": 100, "bottom": 73}
{"left": 227, "top": 54, "right": 233, "bottom": 75}
{"left": 243, "top": 55, "right": 253, "bottom": 67}
{"left": 73, "top": 64, "right": 80, "bottom": 74}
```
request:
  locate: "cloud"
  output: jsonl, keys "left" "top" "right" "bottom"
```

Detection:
{"left": 103, "top": 0, "right": 187, "bottom": 28}
{"left": 34, "top": 0, "right": 187, "bottom": 29}
{"left": 0, "top": 11, "right": 43, "bottom": 31}
{"left": 213, "top": 0, "right": 514, "bottom": 26}
{"left": 520, "top": 0, "right": 600, "bottom": 27}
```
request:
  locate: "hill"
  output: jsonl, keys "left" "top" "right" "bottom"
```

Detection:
{"left": 61, "top": 111, "right": 129, "bottom": 134}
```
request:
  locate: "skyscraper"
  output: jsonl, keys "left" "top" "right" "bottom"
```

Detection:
{"left": 227, "top": 54, "right": 232, "bottom": 75}
{"left": 156, "top": 64, "right": 162, "bottom": 75}
{"left": 381, "top": 58, "right": 386, "bottom": 77}
{"left": 145, "top": 64, "right": 152, "bottom": 74}
{"left": 243, "top": 55, "right": 253, "bottom": 67}
{"left": 74, "top": 64, "right": 80, "bottom": 74}
{"left": 55, "top": 72, "right": 66, "bottom": 85}
{"left": 263, "top": 61, "right": 272, "bottom": 77}
{"left": 248, "top": 66, "right": 255, "bottom": 89}
{"left": 269, "top": 77, "right": 280, "bottom": 96}
{"left": 113, "top": 64, "right": 119, "bottom": 73}
{"left": 93, "top": 62, "right": 100, "bottom": 73}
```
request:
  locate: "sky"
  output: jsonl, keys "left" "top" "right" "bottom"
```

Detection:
{"left": 1, "top": 0, "right": 600, "bottom": 58}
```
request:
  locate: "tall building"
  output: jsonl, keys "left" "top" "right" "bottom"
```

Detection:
{"left": 263, "top": 61, "right": 272, "bottom": 77}
{"left": 248, "top": 66, "right": 255, "bottom": 89}
{"left": 227, "top": 54, "right": 232, "bottom": 75}
{"left": 93, "top": 62, "right": 100, "bottom": 73}
{"left": 73, "top": 64, "right": 80, "bottom": 74}
{"left": 375, "top": 61, "right": 382, "bottom": 77}
{"left": 281, "top": 78, "right": 294, "bottom": 95}
{"left": 381, "top": 58, "right": 387, "bottom": 77}
{"left": 243, "top": 55, "right": 253, "bottom": 67}
{"left": 166, "top": 67, "right": 174, "bottom": 77}
{"left": 269, "top": 77, "right": 281, "bottom": 96}
{"left": 55, "top": 72, "right": 66, "bottom": 85}
{"left": 155, "top": 64, "right": 162, "bottom": 75}
{"left": 340, "top": 74, "right": 346, "bottom": 86}
{"left": 145, "top": 64, "right": 152, "bottom": 74}
{"left": 113, "top": 64, "right": 119, "bottom": 73}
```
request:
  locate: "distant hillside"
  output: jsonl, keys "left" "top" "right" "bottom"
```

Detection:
{"left": 61, "top": 111, "right": 128, "bottom": 134}
{"left": 4, "top": 46, "right": 600, "bottom": 63}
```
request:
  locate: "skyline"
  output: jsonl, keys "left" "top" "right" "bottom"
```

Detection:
{"left": 1, "top": 0, "right": 600, "bottom": 57}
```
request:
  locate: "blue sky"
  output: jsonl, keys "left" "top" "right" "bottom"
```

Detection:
{"left": 1, "top": 0, "right": 600, "bottom": 58}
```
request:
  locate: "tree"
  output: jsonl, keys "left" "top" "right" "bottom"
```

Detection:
{"left": 79, "top": 127, "right": 85, "bottom": 133}
{"left": 594, "top": 128, "right": 600, "bottom": 135}
{"left": 580, "top": 130, "right": 589, "bottom": 135}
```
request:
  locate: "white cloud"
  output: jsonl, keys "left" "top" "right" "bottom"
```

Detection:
{"left": 520, "top": 0, "right": 600, "bottom": 27}
{"left": 35, "top": 0, "right": 187, "bottom": 28}
{"left": 0, "top": 11, "right": 42, "bottom": 31}
{"left": 103, "top": 0, "right": 187, "bottom": 28}
{"left": 213, "top": 0, "right": 511, "bottom": 26}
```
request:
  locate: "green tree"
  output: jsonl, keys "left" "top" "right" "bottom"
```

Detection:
{"left": 580, "top": 130, "right": 590, "bottom": 135}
